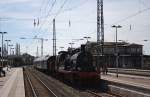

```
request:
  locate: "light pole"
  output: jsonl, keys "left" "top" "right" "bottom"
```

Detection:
{"left": 5, "top": 40, "right": 11, "bottom": 55}
{"left": 34, "top": 37, "right": 48, "bottom": 56}
{"left": 72, "top": 38, "right": 84, "bottom": 42}
{"left": 8, "top": 44, "right": 13, "bottom": 67}
{"left": 5, "top": 40, "right": 11, "bottom": 68}
{"left": 10, "top": 48, "right": 14, "bottom": 66}
{"left": 60, "top": 47, "right": 64, "bottom": 51}
{"left": 72, "top": 38, "right": 84, "bottom": 47}
{"left": 83, "top": 36, "right": 91, "bottom": 42}
{"left": 112, "top": 25, "right": 122, "bottom": 77}
{"left": 143, "top": 40, "right": 148, "bottom": 42}
{"left": 69, "top": 42, "right": 74, "bottom": 49}
{"left": 8, "top": 44, "right": 13, "bottom": 55}
{"left": 10, "top": 48, "right": 14, "bottom": 55}
{"left": 20, "top": 37, "right": 48, "bottom": 56}
{"left": 0, "top": 32, "right": 7, "bottom": 67}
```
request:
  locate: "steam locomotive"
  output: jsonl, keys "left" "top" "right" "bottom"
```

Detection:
{"left": 34, "top": 45, "right": 100, "bottom": 85}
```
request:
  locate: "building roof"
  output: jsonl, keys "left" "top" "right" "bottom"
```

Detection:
{"left": 86, "top": 41, "right": 143, "bottom": 47}
{"left": 34, "top": 56, "right": 50, "bottom": 62}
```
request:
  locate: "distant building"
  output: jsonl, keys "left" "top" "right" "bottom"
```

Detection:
{"left": 8, "top": 53, "right": 34, "bottom": 67}
{"left": 85, "top": 41, "right": 143, "bottom": 69}
{"left": 143, "top": 55, "right": 150, "bottom": 69}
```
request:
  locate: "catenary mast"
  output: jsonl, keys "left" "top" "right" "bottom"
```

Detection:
{"left": 97, "top": 0, "right": 104, "bottom": 71}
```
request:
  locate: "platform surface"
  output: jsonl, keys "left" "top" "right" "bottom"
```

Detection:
{"left": 0, "top": 67, "right": 25, "bottom": 97}
{"left": 101, "top": 72, "right": 150, "bottom": 90}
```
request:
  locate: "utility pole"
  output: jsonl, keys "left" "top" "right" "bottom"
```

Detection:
{"left": 60, "top": 47, "right": 64, "bottom": 51}
{"left": 19, "top": 44, "right": 20, "bottom": 55}
{"left": 97, "top": 0, "right": 104, "bottom": 44}
{"left": 112, "top": 25, "right": 122, "bottom": 77}
{"left": 36, "top": 46, "right": 39, "bottom": 57}
{"left": 5, "top": 40, "right": 11, "bottom": 68}
{"left": 20, "top": 37, "right": 47, "bottom": 57}
{"left": 41, "top": 38, "right": 43, "bottom": 56}
{"left": 97, "top": 0, "right": 104, "bottom": 73}
{"left": 34, "top": 38, "right": 47, "bottom": 57}
{"left": 53, "top": 19, "right": 56, "bottom": 56}
{"left": 69, "top": 42, "right": 74, "bottom": 49}
{"left": 53, "top": 19, "right": 57, "bottom": 71}
{"left": 5, "top": 40, "right": 11, "bottom": 55}
{"left": 83, "top": 36, "right": 91, "bottom": 43}
{"left": 0, "top": 32, "right": 7, "bottom": 67}
{"left": 8, "top": 44, "right": 13, "bottom": 55}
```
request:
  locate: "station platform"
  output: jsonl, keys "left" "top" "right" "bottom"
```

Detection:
{"left": 101, "top": 73, "right": 150, "bottom": 97}
{"left": 0, "top": 67, "right": 25, "bottom": 97}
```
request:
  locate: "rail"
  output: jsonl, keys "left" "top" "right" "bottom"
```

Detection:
{"left": 86, "top": 90, "right": 119, "bottom": 97}
{"left": 32, "top": 71, "right": 58, "bottom": 97}
{"left": 25, "top": 68, "right": 58, "bottom": 97}
{"left": 25, "top": 71, "right": 38, "bottom": 97}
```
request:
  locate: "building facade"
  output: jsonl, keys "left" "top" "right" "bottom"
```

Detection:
{"left": 85, "top": 41, "right": 143, "bottom": 69}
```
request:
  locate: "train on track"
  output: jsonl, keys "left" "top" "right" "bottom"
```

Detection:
{"left": 33, "top": 45, "right": 100, "bottom": 86}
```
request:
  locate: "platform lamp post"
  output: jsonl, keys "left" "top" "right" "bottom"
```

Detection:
{"left": 8, "top": 44, "right": 13, "bottom": 55}
{"left": 60, "top": 47, "right": 64, "bottom": 51}
{"left": 5, "top": 40, "right": 11, "bottom": 68}
{"left": 34, "top": 38, "right": 48, "bottom": 57}
{"left": 20, "top": 37, "right": 48, "bottom": 56}
{"left": 72, "top": 38, "right": 84, "bottom": 41}
{"left": 83, "top": 36, "right": 91, "bottom": 43}
{"left": 69, "top": 42, "right": 74, "bottom": 53}
{"left": 143, "top": 40, "right": 148, "bottom": 42}
{"left": 72, "top": 38, "right": 84, "bottom": 47}
{"left": 112, "top": 25, "right": 122, "bottom": 77}
{"left": 69, "top": 42, "right": 74, "bottom": 49}
{"left": 10, "top": 48, "right": 14, "bottom": 55}
{"left": 10, "top": 48, "right": 14, "bottom": 66}
{"left": 0, "top": 32, "right": 7, "bottom": 67}
{"left": 5, "top": 40, "right": 11, "bottom": 55}
{"left": 8, "top": 44, "right": 13, "bottom": 67}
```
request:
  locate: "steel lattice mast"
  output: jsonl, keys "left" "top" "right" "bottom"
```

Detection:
{"left": 97, "top": 0, "right": 104, "bottom": 48}
{"left": 97, "top": 0, "right": 104, "bottom": 72}
{"left": 53, "top": 19, "right": 56, "bottom": 56}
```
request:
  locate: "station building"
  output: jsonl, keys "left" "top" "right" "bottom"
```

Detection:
{"left": 143, "top": 55, "right": 150, "bottom": 69}
{"left": 85, "top": 41, "right": 144, "bottom": 69}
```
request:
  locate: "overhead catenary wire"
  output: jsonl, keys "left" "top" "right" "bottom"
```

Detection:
{"left": 36, "top": 0, "right": 57, "bottom": 34}
{"left": 114, "top": 3, "right": 150, "bottom": 24}
{"left": 54, "top": 0, "right": 68, "bottom": 18}
{"left": 3, "top": 0, "right": 150, "bottom": 55}
{"left": 34, "top": 0, "right": 68, "bottom": 37}
{"left": 38, "top": 0, "right": 47, "bottom": 18}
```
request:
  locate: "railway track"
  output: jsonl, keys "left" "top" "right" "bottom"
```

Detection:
{"left": 24, "top": 69, "right": 36, "bottom": 97}
{"left": 86, "top": 90, "right": 121, "bottom": 97}
{"left": 24, "top": 67, "right": 123, "bottom": 97}
{"left": 24, "top": 68, "right": 58, "bottom": 97}
{"left": 30, "top": 68, "right": 87, "bottom": 97}
{"left": 24, "top": 67, "right": 85, "bottom": 97}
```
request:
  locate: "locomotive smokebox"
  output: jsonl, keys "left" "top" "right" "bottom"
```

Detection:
{"left": 81, "top": 44, "right": 86, "bottom": 52}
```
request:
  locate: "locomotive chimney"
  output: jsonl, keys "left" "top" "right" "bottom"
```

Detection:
{"left": 81, "top": 44, "right": 86, "bottom": 52}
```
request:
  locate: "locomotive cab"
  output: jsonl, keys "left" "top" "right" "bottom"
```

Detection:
{"left": 70, "top": 51, "right": 96, "bottom": 72}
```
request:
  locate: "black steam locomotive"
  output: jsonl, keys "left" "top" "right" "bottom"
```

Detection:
{"left": 34, "top": 45, "right": 100, "bottom": 85}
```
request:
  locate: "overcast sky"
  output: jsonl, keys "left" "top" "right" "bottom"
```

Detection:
{"left": 0, "top": 0, "right": 150, "bottom": 56}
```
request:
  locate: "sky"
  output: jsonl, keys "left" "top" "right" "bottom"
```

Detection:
{"left": 0, "top": 0, "right": 150, "bottom": 56}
